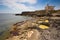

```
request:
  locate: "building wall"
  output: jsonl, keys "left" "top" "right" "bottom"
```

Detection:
{"left": 45, "top": 5, "right": 54, "bottom": 13}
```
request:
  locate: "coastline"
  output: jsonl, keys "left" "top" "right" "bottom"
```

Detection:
{"left": 5, "top": 17, "right": 60, "bottom": 40}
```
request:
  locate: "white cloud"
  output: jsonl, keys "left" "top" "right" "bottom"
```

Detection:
{"left": 19, "top": 0, "right": 37, "bottom": 4}
{"left": 2, "top": 0, "right": 37, "bottom": 13}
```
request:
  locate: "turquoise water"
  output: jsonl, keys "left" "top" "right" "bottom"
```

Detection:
{"left": 0, "top": 14, "right": 31, "bottom": 32}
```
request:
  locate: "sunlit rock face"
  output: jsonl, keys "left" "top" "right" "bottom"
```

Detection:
{"left": 6, "top": 18, "right": 60, "bottom": 40}
{"left": 27, "top": 29, "right": 40, "bottom": 40}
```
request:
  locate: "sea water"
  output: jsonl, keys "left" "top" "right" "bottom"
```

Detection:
{"left": 0, "top": 13, "right": 31, "bottom": 32}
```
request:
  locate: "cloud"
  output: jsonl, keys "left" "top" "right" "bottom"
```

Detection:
{"left": 19, "top": 0, "right": 37, "bottom": 4}
{"left": 1, "top": 0, "right": 37, "bottom": 13}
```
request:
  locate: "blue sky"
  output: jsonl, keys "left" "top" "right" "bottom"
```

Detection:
{"left": 0, "top": 0, "right": 60, "bottom": 13}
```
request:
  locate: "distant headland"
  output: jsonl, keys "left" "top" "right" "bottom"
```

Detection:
{"left": 15, "top": 4, "right": 60, "bottom": 17}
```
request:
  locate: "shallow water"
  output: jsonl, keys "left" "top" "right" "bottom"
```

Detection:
{"left": 0, "top": 13, "right": 32, "bottom": 32}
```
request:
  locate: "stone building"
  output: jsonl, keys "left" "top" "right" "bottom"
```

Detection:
{"left": 45, "top": 4, "right": 55, "bottom": 13}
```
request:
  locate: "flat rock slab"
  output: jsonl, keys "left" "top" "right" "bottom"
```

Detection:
{"left": 28, "top": 29, "right": 40, "bottom": 40}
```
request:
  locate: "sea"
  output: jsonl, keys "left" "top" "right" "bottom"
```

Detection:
{"left": 0, "top": 13, "right": 32, "bottom": 32}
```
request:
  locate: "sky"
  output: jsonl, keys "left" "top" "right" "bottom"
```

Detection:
{"left": 0, "top": 0, "right": 60, "bottom": 13}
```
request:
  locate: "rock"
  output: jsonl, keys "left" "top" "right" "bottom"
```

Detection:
{"left": 6, "top": 18, "right": 60, "bottom": 40}
{"left": 27, "top": 29, "right": 40, "bottom": 40}
{"left": 6, "top": 36, "right": 20, "bottom": 40}
{"left": 39, "top": 25, "right": 49, "bottom": 29}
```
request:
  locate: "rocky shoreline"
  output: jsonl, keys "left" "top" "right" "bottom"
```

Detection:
{"left": 5, "top": 17, "right": 60, "bottom": 40}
